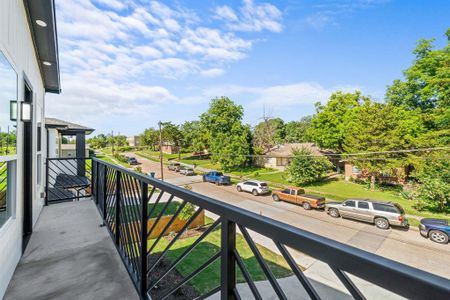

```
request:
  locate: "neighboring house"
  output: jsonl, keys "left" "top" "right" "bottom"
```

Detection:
{"left": 343, "top": 161, "right": 409, "bottom": 185}
{"left": 45, "top": 118, "right": 95, "bottom": 158}
{"left": 161, "top": 143, "right": 180, "bottom": 154}
{"left": 0, "top": 1, "right": 60, "bottom": 297}
{"left": 260, "top": 143, "right": 332, "bottom": 170}
{"left": 127, "top": 136, "right": 140, "bottom": 147}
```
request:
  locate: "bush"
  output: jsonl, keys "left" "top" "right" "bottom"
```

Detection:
{"left": 412, "top": 177, "right": 449, "bottom": 212}
{"left": 286, "top": 148, "right": 333, "bottom": 186}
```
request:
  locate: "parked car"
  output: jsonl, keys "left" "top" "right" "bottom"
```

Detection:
{"left": 202, "top": 171, "right": 231, "bottom": 185}
{"left": 180, "top": 167, "right": 195, "bottom": 176}
{"left": 326, "top": 199, "right": 408, "bottom": 229}
{"left": 419, "top": 218, "right": 449, "bottom": 244}
{"left": 127, "top": 157, "right": 139, "bottom": 165}
{"left": 168, "top": 162, "right": 181, "bottom": 172}
{"left": 272, "top": 187, "right": 325, "bottom": 210}
{"left": 236, "top": 180, "right": 269, "bottom": 196}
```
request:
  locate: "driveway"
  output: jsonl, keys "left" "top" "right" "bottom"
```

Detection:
{"left": 125, "top": 152, "right": 450, "bottom": 279}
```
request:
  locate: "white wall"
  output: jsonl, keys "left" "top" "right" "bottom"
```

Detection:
{"left": 0, "top": 0, "right": 47, "bottom": 297}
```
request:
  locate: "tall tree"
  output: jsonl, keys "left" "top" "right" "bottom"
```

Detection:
{"left": 284, "top": 116, "right": 312, "bottom": 143}
{"left": 308, "top": 91, "right": 367, "bottom": 152}
{"left": 253, "top": 117, "right": 285, "bottom": 152}
{"left": 200, "top": 97, "right": 252, "bottom": 170}
{"left": 386, "top": 29, "right": 450, "bottom": 111}
{"left": 140, "top": 128, "right": 159, "bottom": 149}
{"left": 343, "top": 100, "right": 424, "bottom": 189}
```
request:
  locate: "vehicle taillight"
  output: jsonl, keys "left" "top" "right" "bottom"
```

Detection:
{"left": 398, "top": 216, "right": 404, "bottom": 222}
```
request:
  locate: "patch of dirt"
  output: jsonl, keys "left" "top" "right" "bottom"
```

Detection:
{"left": 147, "top": 256, "right": 199, "bottom": 300}
{"left": 164, "top": 225, "right": 208, "bottom": 241}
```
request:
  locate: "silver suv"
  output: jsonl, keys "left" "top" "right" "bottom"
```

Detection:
{"left": 326, "top": 199, "right": 408, "bottom": 229}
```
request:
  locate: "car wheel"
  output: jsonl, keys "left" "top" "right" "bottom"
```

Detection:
{"left": 374, "top": 217, "right": 390, "bottom": 230}
{"left": 252, "top": 189, "right": 258, "bottom": 196}
{"left": 429, "top": 230, "right": 449, "bottom": 244}
{"left": 302, "top": 202, "right": 312, "bottom": 210}
{"left": 237, "top": 186, "right": 242, "bottom": 192}
{"left": 329, "top": 208, "right": 340, "bottom": 218}
{"left": 272, "top": 194, "right": 280, "bottom": 201}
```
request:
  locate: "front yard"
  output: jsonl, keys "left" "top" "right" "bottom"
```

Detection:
{"left": 148, "top": 221, "right": 294, "bottom": 295}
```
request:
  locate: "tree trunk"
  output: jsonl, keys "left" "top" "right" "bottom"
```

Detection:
{"left": 370, "top": 174, "right": 376, "bottom": 191}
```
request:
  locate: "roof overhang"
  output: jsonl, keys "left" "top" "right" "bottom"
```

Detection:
{"left": 23, "top": 0, "right": 61, "bottom": 93}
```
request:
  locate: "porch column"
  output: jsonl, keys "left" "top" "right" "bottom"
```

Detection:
{"left": 76, "top": 132, "right": 85, "bottom": 176}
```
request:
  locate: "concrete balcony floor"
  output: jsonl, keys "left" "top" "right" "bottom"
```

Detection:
{"left": 4, "top": 200, "right": 138, "bottom": 300}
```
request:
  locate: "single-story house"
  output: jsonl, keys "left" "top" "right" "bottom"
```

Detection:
{"left": 161, "top": 143, "right": 180, "bottom": 154}
{"left": 343, "top": 161, "right": 411, "bottom": 185}
{"left": 259, "top": 143, "right": 332, "bottom": 171}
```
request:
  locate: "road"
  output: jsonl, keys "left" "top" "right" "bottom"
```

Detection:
{"left": 126, "top": 152, "right": 450, "bottom": 280}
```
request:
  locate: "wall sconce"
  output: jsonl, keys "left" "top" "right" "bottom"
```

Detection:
{"left": 10, "top": 100, "right": 17, "bottom": 121}
{"left": 10, "top": 101, "right": 32, "bottom": 122}
{"left": 21, "top": 102, "right": 32, "bottom": 122}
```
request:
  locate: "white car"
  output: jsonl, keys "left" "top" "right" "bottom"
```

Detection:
{"left": 236, "top": 180, "right": 270, "bottom": 196}
{"left": 180, "top": 167, "right": 195, "bottom": 176}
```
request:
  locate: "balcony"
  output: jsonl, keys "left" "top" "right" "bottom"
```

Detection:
{"left": 5, "top": 157, "right": 450, "bottom": 299}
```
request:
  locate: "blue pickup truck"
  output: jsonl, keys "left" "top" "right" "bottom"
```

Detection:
{"left": 202, "top": 171, "right": 231, "bottom": 185}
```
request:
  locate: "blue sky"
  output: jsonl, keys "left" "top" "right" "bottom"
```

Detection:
{"left": 46, "top": 0, "right": 450, "bottom": 136}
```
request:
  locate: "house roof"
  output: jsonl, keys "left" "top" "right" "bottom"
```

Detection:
{"left": 24, "top": 0, "right": 60, "bottom": 93}
{"left": 265, "top": 143, "right": 329, "bottom": 157}
{"left": 45, "top": 118, "right": 95, "bottom": 135}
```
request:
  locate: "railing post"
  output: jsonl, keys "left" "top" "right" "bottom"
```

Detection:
{"left": 102, "top": 164, "right": 108, "bottom": 221}
{"left": 44, "top": 159, "right": 49, "bottom": 206}
{"left": 140, "top": 181, "right": 149, "bottom": 299}
{"left": 94, "top": 160, "right": 99, "bottom": 203}
{"left": 115, "top": 170, "right": 121, "bottom": 245}
{"left": 221, "top": 219, "right": 236, "bottom": 299}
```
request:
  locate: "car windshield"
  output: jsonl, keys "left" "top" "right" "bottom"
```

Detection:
{"left": 216, "top": 172, "right": 223, "bottom": 176}
{"left": 260, "top": 183, "right": 268, "bottom": 187}
{"left": 393, "top": 203, "right": 404, "bottom": 214}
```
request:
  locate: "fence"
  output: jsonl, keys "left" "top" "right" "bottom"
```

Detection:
{"left": 91, "top": 157, "right": 450, "bottom": 300}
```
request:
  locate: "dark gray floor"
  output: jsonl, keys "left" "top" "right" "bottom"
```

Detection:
{"left": 4, "top": 200, "right": 138, "bottom": 300}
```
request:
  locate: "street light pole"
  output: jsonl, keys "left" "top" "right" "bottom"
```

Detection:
{"left": 158, "top": 121, "right": 164, "bottom": 181}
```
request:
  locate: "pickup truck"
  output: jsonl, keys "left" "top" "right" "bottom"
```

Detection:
{"left": 272, "top": 187, "right": 325, "bottom": 210}
{"left": 202, "top": 171, "right": 231, "bottom": 185}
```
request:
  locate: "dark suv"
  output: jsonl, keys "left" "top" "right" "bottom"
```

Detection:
{"left": 326, "top": 199, "right": 408, "bottom": 229}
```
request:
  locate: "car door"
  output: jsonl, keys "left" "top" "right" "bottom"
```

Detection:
{"left": 355, "top": 200, "right": 372, "bottom": 222}
{"left": 340, "top": 200, "right": 356, "bottom": 218}
{"left": 243, "top": 182, "right": 251, "bottom": 192}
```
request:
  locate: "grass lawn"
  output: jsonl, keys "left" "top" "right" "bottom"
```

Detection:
{"left": 96, "top": 153, "right": 130, "bottom": 168}
{"left": 252, "top": 171, "right": 290, "bottom": 186}
{"left": 148, "top": 225, "right": 294, "bottom": 295}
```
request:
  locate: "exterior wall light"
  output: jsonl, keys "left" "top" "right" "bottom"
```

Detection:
{"left": 10, "top": 100, "right": 17, "bottom": 121}
{"left": 21, "top": 102, "right": 32, "bottom": 122}
{"left": 36, "top": 20, "right": 47, "bottom": 27}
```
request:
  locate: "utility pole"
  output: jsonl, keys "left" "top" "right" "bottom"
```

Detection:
{"left": 111, "top": 130, "right": 115, "bottom": 155}
{"left": 158, "top": 121, "right": 164, "bottom": 181}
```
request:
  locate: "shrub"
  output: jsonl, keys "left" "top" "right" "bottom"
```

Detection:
{"left": 286, "top": 148, "right": 333, "bottom": 185}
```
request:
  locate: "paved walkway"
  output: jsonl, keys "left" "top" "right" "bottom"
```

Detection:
{"left": 4, "top": 200, "right": 138, "bottom": 300}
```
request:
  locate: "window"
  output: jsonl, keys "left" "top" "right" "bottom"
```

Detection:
{"left": 358, "top": 201, "right": 369, "bottom": 209}
{"left": 0, "top": 51, "right": 17, "bottom": 228}
{"left": 282, "top": 189, "right": 290, "bottom": 194}
{"left": 260, "top": 183, "right": 268, "bottom": 187}
{"left": 290, "top": 190, "right": 296, "bottom": 195}
{"left": 352, "top": 166, "right": 361, "bottom": 174}
{"left": 344, "top": 200, "right": 356, "bottom": 207}
{"left": 372, "top": 203, "right": 398, "bottom": 213}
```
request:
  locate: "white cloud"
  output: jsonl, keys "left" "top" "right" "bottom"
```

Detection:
{"left": 214, "top": 0, "right": 283, "bottom": 33}
{"left": 49, "top": 0, "right": 284, "bottom": 123}
{"left": 200, "top": 68, "right": 225, "bottom": 78}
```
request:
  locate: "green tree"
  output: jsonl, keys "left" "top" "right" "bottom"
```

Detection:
{"left": 308, "top": 91, "right": 367, "bottom": 152}
{"left": 200, "top": 97, "right": 252, "bottom": 170}
{"left": 253, "top": 117, "right": 285, "bottom": 152}
{"left": 140, "top": 128, "right": 158, "bottom": 149}
{"left": 343, "top": 100, "right": 424, "bottom": 189}
{"left": 386, "top": 29, "right": 450, "bottom": 111}
{"left": 179, "top": 120, "right": 209, "bottom": 152}
{"left": 286, "top": 148, "right": 333, "bottom": 185}
{"left": 284, "top": 116, "right": 312, "bottom": 143}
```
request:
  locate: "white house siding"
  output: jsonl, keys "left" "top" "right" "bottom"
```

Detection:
{"left": 0, "top": 0, "right": 47, "bottom": 297}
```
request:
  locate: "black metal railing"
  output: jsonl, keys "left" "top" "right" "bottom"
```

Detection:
{"left": 91, "top": 158, "right": 450, "bottom": 300}
{"left": 45, "top": 157, "right": 92, "bottom": 205}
